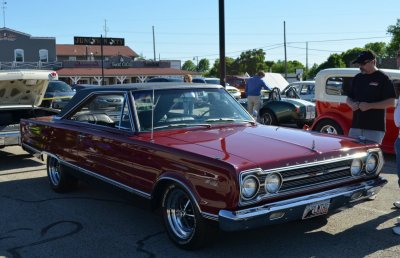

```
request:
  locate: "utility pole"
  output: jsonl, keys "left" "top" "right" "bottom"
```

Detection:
{"left": 1, "top": 0, "right": 6, "bottom": 28}
{"left": 193, "top": 56, "right": 199, "bottom": 71}
{"left": 219, "top": 0, "right": 226, "bottom": 87}
{"left": 284, "top": 21, "right": 287, "bottom": 79}
{"left": 152, "top": 26, "right": 156, "bottom": 61}
{"left": 100, "top": 34, "right": 104, "bottom": 85}
{"left": 104, "top": 19, "right": 109, "bottom": 38}
{"left": 306, "top": 41, "right": 309, "bottom": 74}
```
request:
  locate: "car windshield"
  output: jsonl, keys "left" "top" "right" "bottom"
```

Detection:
{"left": 133, "top": 88, "right": 253, "bottom": 131}
{"left": 204, "top": 79, "right": 220, "bottom": 84}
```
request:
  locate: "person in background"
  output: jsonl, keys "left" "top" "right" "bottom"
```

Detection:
{"left": 183, "top": 74, "right": 196, "bottom": 115}
{"left": 245, "top": 71, "right": 271, "bottom": 120}
{"left": 392, "top": 48, "right": 400, "bottom": 236}
{"left": 346, "top": 50, "right": 395, "bottom": 144}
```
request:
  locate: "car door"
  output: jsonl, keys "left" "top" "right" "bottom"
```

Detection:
{"left": 65, "top": 91, "right": 159, "bottom": 195}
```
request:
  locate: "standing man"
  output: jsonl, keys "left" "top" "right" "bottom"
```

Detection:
{"left": 245, "top": 71, "right": 271, "bottom": 119}
{"left": 346, "top": 50, "right": 395, "bottom": 144}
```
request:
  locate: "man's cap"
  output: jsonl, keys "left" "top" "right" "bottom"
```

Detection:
{"left": 352, "top": 50, "right": 376, "bottom": 64}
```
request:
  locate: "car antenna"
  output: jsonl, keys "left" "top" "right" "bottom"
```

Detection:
{"left": 150, "top": 89, "right": 155, "bottom": 143}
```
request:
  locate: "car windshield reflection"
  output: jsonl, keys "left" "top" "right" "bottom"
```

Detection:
{"left": 133, "top": 88, "right": 253, "bottom": 131}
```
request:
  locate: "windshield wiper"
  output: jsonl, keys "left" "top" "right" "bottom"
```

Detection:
{"left": 153, "top": 123, "right": 211, "bottom": 129}
{"left": 204, "top": 118, "right": 236, "bottom": 122}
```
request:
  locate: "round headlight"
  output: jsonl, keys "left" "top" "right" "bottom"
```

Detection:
{"left": 265, "top": 173, "right": 282, "bottom": 194}
{"left": 365, "top": 153, "right": 378, "bottom": 174}
{"left": 241, "top": 176, "right": 259, "bottom": 199}
{"left": 350, "top": 159, "right": 363, "bottom": 176}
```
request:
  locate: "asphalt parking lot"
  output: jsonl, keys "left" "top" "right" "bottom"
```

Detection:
{"left": 1, "top": 146, "right": 400, "bottom": 258}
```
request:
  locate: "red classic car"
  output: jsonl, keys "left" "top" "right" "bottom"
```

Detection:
{"left": 20, "top": 82, "right": 387, "bottom": 249}
{"left": 309, "top": 68, "right": 400, "bottom": 154}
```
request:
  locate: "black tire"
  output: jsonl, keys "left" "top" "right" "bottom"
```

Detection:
{"left": 314, "top": 119, "right": 343, "bottom": 135}
{"left": 161, "top": 184, "right": 216, "bottom": 249}
{"left": 260, "top": 110, "right": 278, "bottom": 125}
{"left": 47, "top": 156, "right": 78, "bottom": 193}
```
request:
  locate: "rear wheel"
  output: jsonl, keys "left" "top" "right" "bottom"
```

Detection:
{"left": 260, "top": 110, "right": 278, "bottom": 125}
{"left": 161, "top": 184, "right": 215, "bottom": 249}
{"left": 314, "top": 119, "right": 343, "bottom": 135}
{"left": 47, "top": 156, "right": 78, "bottom": 193}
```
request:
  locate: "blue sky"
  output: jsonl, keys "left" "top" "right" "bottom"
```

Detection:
{"left": 2, "top": 0, "right": 399, "bottom": 67}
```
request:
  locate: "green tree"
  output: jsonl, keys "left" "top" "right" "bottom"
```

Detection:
{"left": 364, "top": 42, "right": 387, "bottom": 58}
{"left": 182, "top": 60, "right": 197, "bottom": 71}
{"left": 341, "top": 47, "right": 365, "bottom": 67}
{"left": 236, "top": 49, "right": 267, "bottom": 75}
{"left": 197, "top": 58, "right": 210, "bottom": 73}
{"left": 270, "top": 60, "right": 305, "bottom": 74}
{"left": 207, "top": 57, "right": 236, "bottom": 77}
{"left": 386, "top": 19, "right": 400, "bottom": 57}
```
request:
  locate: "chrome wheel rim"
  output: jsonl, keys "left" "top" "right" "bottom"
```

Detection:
{"left": 48, "top": 158, "right": 61, "bottom": 186}
{"left": 261, "top": 113, "right": 273, "bottom": 125}
{"left": 320, "top": 125, "right": 338, "bottom": 134}
{"left": 165, "top": 189, "right": 195, "bottom": 240}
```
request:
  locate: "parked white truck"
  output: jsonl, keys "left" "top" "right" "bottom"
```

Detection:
{"left": 0, "top": 70, "right": 59, "bottom": 148}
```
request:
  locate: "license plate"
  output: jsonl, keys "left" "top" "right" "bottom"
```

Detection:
{"left": 302, "top": 199, "right": 330, "bottom": 219}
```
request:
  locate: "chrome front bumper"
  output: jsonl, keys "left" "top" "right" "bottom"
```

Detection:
{"left": 219, "top": 177, "right": 387, "bottom": 231}
{"left": 0, "top": 131, "right": 20, "bottom": 147}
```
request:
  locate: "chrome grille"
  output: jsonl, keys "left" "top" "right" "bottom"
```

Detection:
{"left": 258, "top": 159, "right": 353, "bottom": 194}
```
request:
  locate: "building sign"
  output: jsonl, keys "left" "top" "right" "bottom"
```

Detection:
{"left": 110, "top": 56, "right": 131, "bottom": 68}
{"left": 74, "top": 36, "right": 125, "bottom": 46}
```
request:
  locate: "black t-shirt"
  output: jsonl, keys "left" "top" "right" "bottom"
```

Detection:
{"left": 348, "top": 70, "right": 395, "bottom": 131}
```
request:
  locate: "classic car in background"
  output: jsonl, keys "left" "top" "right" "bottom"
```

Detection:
{"left": 0, "top": 69, "right": 59, "bottom": 148}
{"left": 308, "top": 68, "right": 400, "bottom": 154}
{"left": 240, "top": 87, "right": 316, "bottom": 128}
{"left": 281, "top": 80, "right": 315, "bottom": 102}
{"left": 192, "top": 77, "right": 241, "bottom": 99}
{"left": 21, "top": 82, "right": 387, "bottom": 249}
{"left": 40, "top": 80, "right": 75, "bottom": 110}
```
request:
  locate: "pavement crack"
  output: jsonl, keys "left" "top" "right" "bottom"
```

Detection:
{"left": 136, "top": 231, "right": 165, "bottom": 258}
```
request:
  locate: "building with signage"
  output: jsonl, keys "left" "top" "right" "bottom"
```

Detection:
{"left": 0, "top": 27, "right": 61, "bottom": 70}
{"left": 1, "top": 28, "right": 197, "bottom": 85}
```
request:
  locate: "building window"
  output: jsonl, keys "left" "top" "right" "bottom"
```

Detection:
{"left": 69, "top": 56, "right": 77, "bottom": 61}
{"left": 14, "top": 49, "right": 24, "bottom": 62}
{"left": 39, "top": 49, "right": 48, "bottom": 62}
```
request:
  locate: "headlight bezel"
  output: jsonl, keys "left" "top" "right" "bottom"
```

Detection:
{"left": 264, "top": 172, "right": 283, "bottom": 194}
{"left": 350, "top": 158, "right": 363, "bottom": 176}
{"left": 365, "top": 152, "right": 379, "bottom": 174}
{"left": 240, "top": 175, "right": 260, "bottom": 200}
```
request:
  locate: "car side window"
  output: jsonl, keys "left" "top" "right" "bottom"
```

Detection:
{"left": 66, "top": 93, "right": 127, "bottom": 129}
{"left": 326, "top": 77, "right": 353, "bottom": 96}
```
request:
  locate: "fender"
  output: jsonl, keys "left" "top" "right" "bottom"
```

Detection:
{"left": 310, "top": 112, "right": 350, "bottom": 135}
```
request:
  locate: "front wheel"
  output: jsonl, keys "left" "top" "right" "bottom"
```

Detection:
{"left": 47, "top": 156, "right": 78, "bottom": 193}
{"left": 314, "top": 119, "right": 343, "bottom": 135}
{"left": 161, "top": 184, "right": 215, "bottom": 249}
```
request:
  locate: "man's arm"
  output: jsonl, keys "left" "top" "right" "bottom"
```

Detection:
{"left": 358, "top": 98, "right": 395, "bottom": 111}
{"left": 346, "top": 97, "right": 359, "bottom": 111}
{"left": 261, "top": 80, "right": 271, "bottom": 91}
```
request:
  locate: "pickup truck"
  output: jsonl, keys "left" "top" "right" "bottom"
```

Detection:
{"left": 308, "top": 68, "right": 400, "bottom": 154}
{"left": 0, "top": 69, "right": 59, "bottom": 148}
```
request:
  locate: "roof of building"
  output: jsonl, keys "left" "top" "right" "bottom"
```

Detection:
{"left": 56, "top": 44, "right": 139, "bottom": 58}
{"left": 56, "top": 67, "right": 199, "bottom": 77}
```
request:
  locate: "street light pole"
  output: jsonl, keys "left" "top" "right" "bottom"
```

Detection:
{"left": 100, "top": 34, "right": 104, "bottom": 85}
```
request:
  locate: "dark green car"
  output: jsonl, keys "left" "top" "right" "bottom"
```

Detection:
{"left": 239, "top": 88, "right": 316, "bottom": 128}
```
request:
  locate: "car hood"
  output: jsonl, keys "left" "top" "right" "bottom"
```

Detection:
{"left": 154, "top": 125, "right": 374, "bottom": 170}
{"left": 281, "top": 97, "right": 315, "bottom": 106}
{"left": 0, "top": 70, "right": 54, "bottom": 107}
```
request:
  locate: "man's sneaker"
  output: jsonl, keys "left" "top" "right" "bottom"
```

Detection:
{"left": 393, "top": 226, "right": 400, "bottom": 235}
{"left": 393, "top": 201, "right": 400, "bottom": 209}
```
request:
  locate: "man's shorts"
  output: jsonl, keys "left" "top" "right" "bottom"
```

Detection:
{"left": 348, "top": 128, "right": 385, "bottom": 144}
